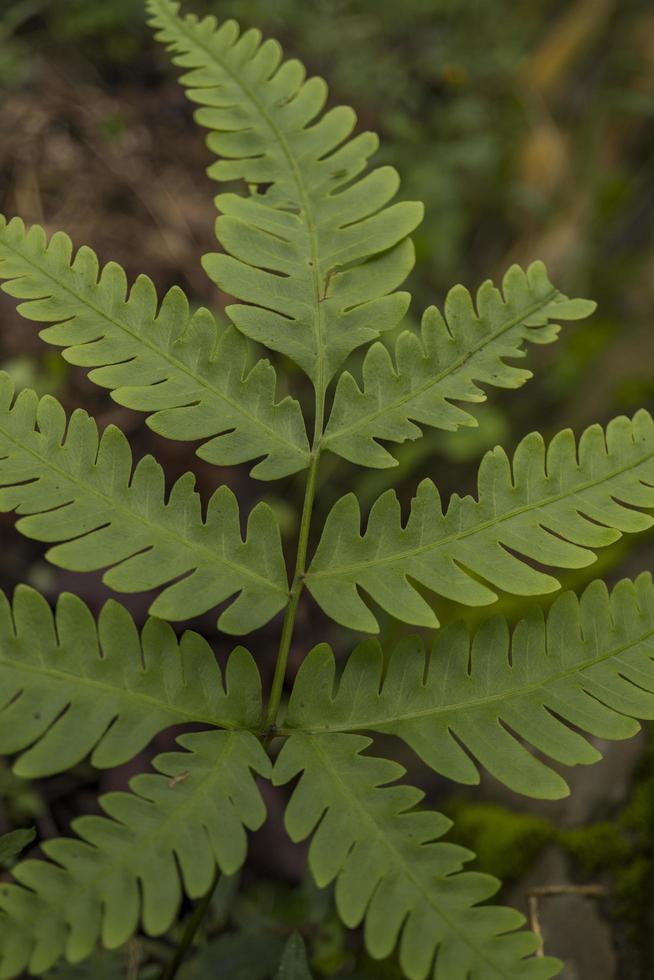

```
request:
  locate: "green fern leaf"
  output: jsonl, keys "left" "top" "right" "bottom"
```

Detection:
{"left": 0, "top": 374, "right": 288, "bottom": 634}
{"left": 306, "top": 410, "right": 654, "bottom": 631}
{"left": 285, "top": 573, "right": 654, "bottom": 799}
{"left": 0, "top": 216, "right": 309, "bottom": 480}
{"left": 179, "top": 931, "right": 286, "bottom": 980}
{"left": 0, "top": 585, "right": 262, "bottom": 777}
{"left": 0, "top": 830, "right": 36, "bottom": 869}
{"left": 0, "top": 730, "right": 270, "bottom": 979}
{"left": 323, "top": 262, "right": 596, "bottom": 467}
{"left": 147, "top": 0, "right": 423, "bottom": 390}
{"left": 274, "top": 933, "right": 314, "bottom": 980}
{"left": 273, "top": 733, "right": 560, "bottom": 980}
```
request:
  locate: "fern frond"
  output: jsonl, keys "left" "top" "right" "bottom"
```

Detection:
{"left": 0, "top": 374, "right": 288, "bottom": 634}
{"left": 306, "top": 410, "right": 654, "bottom": 631}
{"left": 147, "top": 0, "right": 423, "bottom": 388}
{"left": 273, "top": 734, "right": 559, "bottom": 980}
{"left": 0, "top": 216, "right": 309, "bottom": 480}
{"left": 285, "top": 574, "right": 654, "bottom": 799}
{"left": 0, "top": 585, "right": 261, "bottom": 777}
{"left": 0, "top": 731, "right": 270, "bottom": 978}
{"left": 323, "top": 262, "right": 596, "bottom": 467}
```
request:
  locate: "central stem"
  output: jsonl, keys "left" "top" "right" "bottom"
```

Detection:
{"left": 263, "top": 346, "right": 327, "bottom": 735}
{"left": 161, "top": 869, "right": 220, "bottom": 980}
{"left": 263, "top": 444, "right": 321, "bottom": 734}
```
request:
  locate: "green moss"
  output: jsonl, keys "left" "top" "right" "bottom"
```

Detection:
{"left": 620, "top": 769, "right": 654, "bottom": 836}
{"left": 557, "top": 733, "right": 654, "bottom": 932}
{"left": 443, "top": 801, "right": 554, "bottom": 881}
{"left": 558, "top": 822, "right": 629, "bottom": 876}
{"left": 615, "top": 857, "right": 651, "bottom": 918}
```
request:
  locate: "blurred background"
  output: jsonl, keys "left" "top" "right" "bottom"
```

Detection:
{"left": 1, "top": 0, "right": 654, "bottom": 977}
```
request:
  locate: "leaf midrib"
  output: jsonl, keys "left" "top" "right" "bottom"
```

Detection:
{"left": 307, "top": 437, "right": 654, "bottom": 580}
{"left": 0, "top": 231, "right": 309, "bottom": 462}
{"left": 308, "top": 736, "right": 518, "bottom": 979}
{"left": 0, "top": 418, "right": 286, "bottom": 597}
{"left": 323, "top": 288, "right": 559, "bottom": 445}
{"left": 284, "top": 622, "right": 654, "bottom": 733}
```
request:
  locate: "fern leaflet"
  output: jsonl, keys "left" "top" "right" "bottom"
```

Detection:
{"left": 285, "top": 574, "right": 654, "bottom": 799}
{"left": 0, "top": 585, "right": 261, "bottom": 776}
{"left": 273, "top": 733, "right": 559, "bottom": 980}
{"left": 147, "top": 0, "right": 422, "bottom": 397}
{"left": 0, "top": 731, "right": 270, "bottom": 979}
{"left": 0, "top": 374, "right": 288, "bottom": 634}
{"left": 0, "top": 216, "right": 309, "bottom": 480}
{"left": 306, "top": 410, "right": 654, "bottom": 631}
{"left": 323, "top": 262, "right": 595, "bottom": 467}
{"left": 0, "top": 830, "right": 35, "bottom": 869}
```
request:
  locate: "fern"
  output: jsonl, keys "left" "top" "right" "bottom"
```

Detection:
{"left": 0, "top": 373, "right": 287, "bottom": 634}
{"left": 306, "top": 410, "right": 654, "bottom": 631}
{"left": 0, "top": 217, "right": 310, "bottom": 480}
{"left": 0, "top": 585, "right": 261, "bottom": 776}
{"left": 323, "top": 262, "right": 595, "bottom": 467}
{"left": 273, "top": 734, "right": 556, "bottom": 980}
{"left": 0, "top": 829, "right": 35, "bottom": 868}
{"left": 0, "top": 731, "right": 270, "bottom": 977}
{"left": 0, "top": 2, "right": 651, "bottom": 978}
{"left": 147, "top": 0, "right": 422, "bottom": 405}
{"left": 284, "top": 573, "right": 654, "bottom": 799}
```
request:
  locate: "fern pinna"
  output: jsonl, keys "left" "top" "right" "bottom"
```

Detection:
{"left": 0, "top": 2, "right": 651, "bottom": 978}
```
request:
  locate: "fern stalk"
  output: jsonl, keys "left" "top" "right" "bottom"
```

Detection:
{"left": 160, "top": 869, "right": 220, "bottom": 980}
{"left": 264, "top": 450, "right": 322, "bottom": 735}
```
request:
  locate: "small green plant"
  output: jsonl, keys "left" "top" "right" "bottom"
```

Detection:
{"left": 0, "top": 2, "right": 653, "bottom": 977}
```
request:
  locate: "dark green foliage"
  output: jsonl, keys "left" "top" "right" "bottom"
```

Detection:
{"left": 274, "top": 934, "right": 314, "bottom": 980}
{"left": 0, "top": 828, "right": 35, "bottom": 868}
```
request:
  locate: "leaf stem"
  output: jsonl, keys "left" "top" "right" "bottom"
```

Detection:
{"left": 263, "top": 448, "right": 321, "bottom": 735}
{"left": 161, "top": 869, "right": 221, "bottom": 980}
